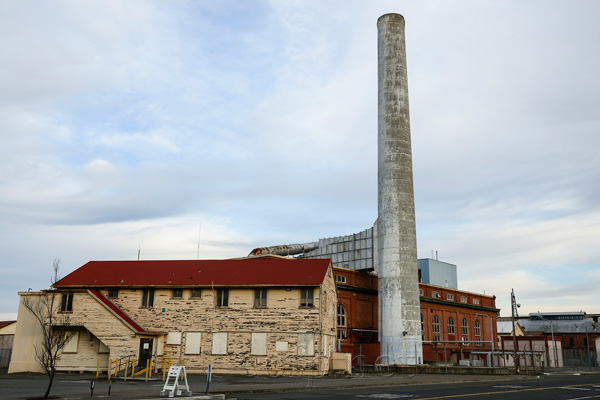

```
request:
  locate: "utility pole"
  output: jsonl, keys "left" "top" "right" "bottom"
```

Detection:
{"left": 511, "top": 289, "right": 519, "bottom": 374}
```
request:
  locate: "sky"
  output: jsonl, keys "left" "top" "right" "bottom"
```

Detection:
{"left": 1, "top": 0, "right": 599, "bottom": 321}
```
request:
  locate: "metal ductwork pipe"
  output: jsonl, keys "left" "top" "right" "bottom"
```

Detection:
{"left": 248, "top": 242, "right": 319, "bottom": 257}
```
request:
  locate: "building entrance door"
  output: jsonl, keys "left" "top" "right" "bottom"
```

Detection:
{"left": 138, "top": 338, "right": 153, "bottom": 368}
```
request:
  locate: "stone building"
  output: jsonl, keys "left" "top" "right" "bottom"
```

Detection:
{"left": 9, "top": 256, "right": 338, "bottom": 375}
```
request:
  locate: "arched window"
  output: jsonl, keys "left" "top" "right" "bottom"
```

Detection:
{"left": 462, "top": 318, "right": 469, "bottom": 343}
{"left": 421, "top": 313, "right": 425, "bottom": 340}
{"left": 337, "top": 304, "right": 346, "bottom": 327}
{"left": 474, "top": 319, "right": 481, "bottom": 346}
{"left": 447, "top": 316, "right": 455, "bottom": 334}
{"left": 462, "top": 318, "right": 469, "bottom": 335}
{"left": 432, "top": 315, "right": 441, "bottom": 341}
{"left": 337, "top": 304, "right": 347, "bottom": 341}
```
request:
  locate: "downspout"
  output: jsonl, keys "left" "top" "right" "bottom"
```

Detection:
{"left": 318, "top": 284, "right": 323, "bottom": 375}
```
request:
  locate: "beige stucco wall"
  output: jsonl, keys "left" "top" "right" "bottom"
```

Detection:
{"left": 8, "top": 293, "right": 44, "bottom": 373}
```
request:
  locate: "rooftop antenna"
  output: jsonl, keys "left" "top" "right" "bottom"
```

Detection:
{"left": 138, "top": 244, "right": 141, "bottom": 261}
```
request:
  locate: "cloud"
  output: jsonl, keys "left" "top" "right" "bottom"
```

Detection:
{"left": 1, "top": 0, "right": 599, "bottom": 318}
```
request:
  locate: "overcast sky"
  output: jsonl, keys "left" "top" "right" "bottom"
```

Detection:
{"left": 1, "top": 0, "right": 599, "bottom": 320}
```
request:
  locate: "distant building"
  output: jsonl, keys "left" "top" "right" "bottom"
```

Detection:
{"left": 497, "top": 312, "right": 600, "bottom": 369}
{"left": 334, "top": 266, "right": 498, "bottom": 367}
{"left": 0, "top": 320, "right": 16, "bottom": 369}
{"left": 9, "top": 257, "right": 338, "bottom": 375}
{"left": 418, "top": 259, "right": 458, "bottom": 289}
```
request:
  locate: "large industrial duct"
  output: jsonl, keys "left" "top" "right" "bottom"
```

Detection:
{"left": 376, "top": 13, "right": 422, "bottom": 365}
{"left": 248, "top": 243, "right": 318, "bottom": 257}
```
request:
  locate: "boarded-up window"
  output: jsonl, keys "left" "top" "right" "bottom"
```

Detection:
{"left": 212, "top": 332, "right": 227, "bottom": 355}
{"left": 276, "top": 341, "right": 288, "bottom": 352}
{"left": 298, "top": 333, "right": 314, "bottom": 356}
{"left": 166, "top": 332, "right": 182, "bottom": 345}
{"left": 98, "top": 340, "right": 109, "bottom": 354}
{"left": 63, "top": 331, "right": 79, "bottom": 353}
{"left": 251, "top": 333, "right": 267, "bottom": 355}
{"left": 185, "top": 332, "right": 202, "bottom": 355}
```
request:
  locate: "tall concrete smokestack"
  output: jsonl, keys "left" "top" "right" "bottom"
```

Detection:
{"left": 376, "top": 13, "right": 423, "bottom": 365}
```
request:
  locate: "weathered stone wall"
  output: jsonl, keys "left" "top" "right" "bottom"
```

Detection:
{"left": 50, "top": 266, "right": 337, "bottom": 375}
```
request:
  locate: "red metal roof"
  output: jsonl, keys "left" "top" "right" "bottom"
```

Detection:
{"left": 88, "top": 290, "right": 146, "bottom": 333}
{"left": 55, "top": 257, "right": 331, "bottom": 288}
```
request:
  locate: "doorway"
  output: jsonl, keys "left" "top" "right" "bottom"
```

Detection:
{"left": 138, "top": 338, "right": 153, "bottom": 368}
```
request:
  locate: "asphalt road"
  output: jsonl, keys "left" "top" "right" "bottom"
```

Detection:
{"left": 236, "top": 374, "right": 600, "bottom": 400}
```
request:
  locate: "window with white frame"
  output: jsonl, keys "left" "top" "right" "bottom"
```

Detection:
{"left": 460, "top": 296, "right": 467, "bottom": 303}
{"left": 337, "top": 304, "right": 347, "bottom": 341}
{"left": 431, "top": 291, "right": 441, "bottom": 299}
{"left": 462, "top": 318, "right": 469, "bottom": 343}
{"left": 474, "top": 319, "right": 482, "bottom": 346}
{"left": 446, "top": 294, "right": 454, "bottom": 301}
{"left": 335, "top": 275, "right": 346, "bottom": 284}
{"left": 473, "top": 298, "right": 480, "bottom": 305}
{"left": 432, "top": 315, "right": 441, "bottom": 341}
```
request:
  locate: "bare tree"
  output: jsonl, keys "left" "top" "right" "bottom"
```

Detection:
{"left": 22, "top": 258, "right": 76, "bottom": 399}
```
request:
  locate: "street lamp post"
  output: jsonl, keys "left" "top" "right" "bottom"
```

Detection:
{"left": 475, "top": 313, "right": 494, "bottom": 368}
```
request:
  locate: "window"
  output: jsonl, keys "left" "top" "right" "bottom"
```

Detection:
{"left": 460, "top": 296, "right": 467, "bottom": 303}
{"left": 212, "top": 332, "right": 228, "bottom": 355}
{"left": 63, "top": 331, "right": 79, "bottom": 353}
{"left": 142, "top": 289, "right": 154, "bottom": 307}
{"left": 172, "top": 289, "right": 183, "bottom": 299}
{"left": 473, "top": 298, "right": 480, "bottom": 305}
{"left": 419, "top": 289, "right": 424, "bottom": 296}
{"left": 335, "top": 275, "right": 346, "bottom": 283}
{"left": 446, "top": 294, "right": 454, "bottom": 301}
{"left": 300, "top": 288, "right": 314, "bottom": 308}
{"left": 421, "top": 314, "right": 425, "bottom": 341}
{"left": 254, "top": 289, "right": 267, "bottom": 308}
{"left": 251, "top": 333, "right": 267, "bottom": 356}
{"left": 108, "top": 289, "right": 119, "bottom": 299}
{"left": 60, "top": 293, "right": 73, "bottom": 312}
{"left": 447, "top": 317, "right": 455, "bottom": 334}
{"left": 569, "top": 337, "right": 575, "bottom": 347}
{"left": 337, "top": 304, "right": 347, "bottom": 340}
{"left": 191, "top": 289, "right": 202, "bottom": 299}
{"left": 461, "top": 318, "right": 469, "bottom": 335}
{"left": 431, "top": 291, "right": 440, "bottom": 298}
{"left": 474, "top": 319, "right": 481, "bottom": 345}
{"left": 432, "top": 315, "right": 441, "bottom": 341}
{"left": 216, "top": 289, "right": 229, "bottom": 307}
{"left": 298, "top": 333, "right": 314, "bottom": 356}
{"left": 185, "top": 332, "right": 202, "bottom": 355}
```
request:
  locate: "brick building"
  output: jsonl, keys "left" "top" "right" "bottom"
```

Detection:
{"left": 9, "top": 256, "right": 338, "bottom": 375}
{"left": 334, "top": 267, "right": 499, "bottom": 366}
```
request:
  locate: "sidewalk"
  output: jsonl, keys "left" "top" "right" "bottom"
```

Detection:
{"left": 0, "top": 371, "right": 541, "bottom": 400}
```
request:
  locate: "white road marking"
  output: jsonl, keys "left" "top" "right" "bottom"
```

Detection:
{"left": 356, "top": 395, "right": 414, "bottom": 399}
{"left": 493, "top": 385, "right": 531, "bottom": 389}
{"left": 561, "top": 387, "right": 592, "bottom": 391}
